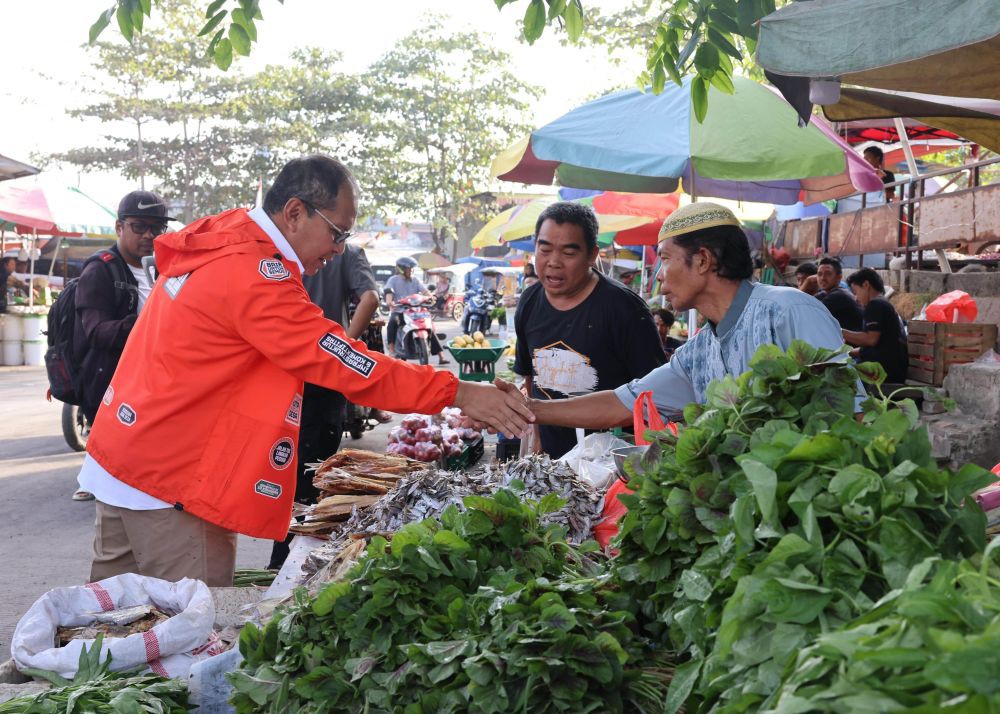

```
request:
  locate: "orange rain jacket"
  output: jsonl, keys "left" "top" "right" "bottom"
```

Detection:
{"left": 86, "top": 208, "right": 458, "bottom": 540}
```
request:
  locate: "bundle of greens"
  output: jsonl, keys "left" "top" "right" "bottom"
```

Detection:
{"left": 613, "top": 341, "right": 994, "bottom": 713}
{"left": 766, "top": 548, "right": 1000, "bottom": 713}
{"left": 230, "top": 489, "right": 671, "bottom": 713}
{"left": 232, "top": 568, "right": 278, "bottom": 587}
{"left": 0, "top": 636, "right": 188, "bottom": 714}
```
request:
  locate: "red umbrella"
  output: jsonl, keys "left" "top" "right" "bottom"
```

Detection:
{"left": 611, "top": 221, "right": 665, "bottom": 246}
{"left": 591, "top": 191, "right": 680, "bottom": 219}
{"left": 593, "top": 192, "right": 680, "bottom": 246}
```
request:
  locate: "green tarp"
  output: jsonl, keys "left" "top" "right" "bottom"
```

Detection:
{"left": 758, "top": 0, "right": 1000, "bottom": 99}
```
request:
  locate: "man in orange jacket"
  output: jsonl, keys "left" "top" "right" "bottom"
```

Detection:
{"left": 77, "top": 155, "right": 534, "bottom": 586}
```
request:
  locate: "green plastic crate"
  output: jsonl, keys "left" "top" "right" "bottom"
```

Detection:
{"left": 446, "top": 338, "right": 508, "bottom": 382}
{"left": 442, "top": 435, "right": 484, "bottom": 469}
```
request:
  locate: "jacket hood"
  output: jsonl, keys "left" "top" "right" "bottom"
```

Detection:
{"left": 154, "top": 208, "right": 273, "bottom": 277}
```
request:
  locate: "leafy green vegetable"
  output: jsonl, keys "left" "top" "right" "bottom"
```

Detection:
{"left": 232, "top": 341, "right": 1000, "bottom": 712}
{"left": 230, "top": 489, "right": 671, "bottom": 713}
{"left": 766, "top": 547, "right": 1000, "bottom": 712}
{"left": 614, "top": 341, "right": 994, "bottom": 713}
{"left": 0, "top": 636, "right": 188, "bottom": 713}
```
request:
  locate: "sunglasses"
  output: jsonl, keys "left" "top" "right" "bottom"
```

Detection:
{"left": 300, "top": 199, "right": 353, "bottom": 245}
{"left": 126, "top": 221, "right": 169, "bottom": 236}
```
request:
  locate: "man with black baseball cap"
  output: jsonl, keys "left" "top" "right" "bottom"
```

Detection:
{"left": 70, "top": 190, "right": 175, "bottom": 501}
{"left": 118, "top": 189, "right": 174, "bottom": 223}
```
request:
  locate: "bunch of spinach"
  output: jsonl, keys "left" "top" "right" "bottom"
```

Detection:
{"left": 0, "top": 636, "right": 188, "bottom": 714}
{"left": 613, "top": 341, "right": 994, "bottom": 713}
{"left": 766, "top": 546, "right": 1000, "bottom": 713}
{"left": 230, "top": 488, "right": 671, "bottom": 713}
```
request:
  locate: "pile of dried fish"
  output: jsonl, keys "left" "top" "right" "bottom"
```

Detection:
{"left": 288, "top": 449, "right": 425, "bottom": 537}
{"left": 56, "top": 605, "right": 171, "bottom": 646}
{"left": 302, "top": 455, "right": 601, "bottom": 580}
{"left": 495, "top": 455, "right": 602, "bottom": 540}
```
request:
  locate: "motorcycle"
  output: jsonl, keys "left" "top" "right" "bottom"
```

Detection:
{"left": 62, "top": 403, "right": 90, "bottom": 452}
{"left": 343, "top": 318, "right": 384, "bottom": 440}
{"left": 431, "top": 291, "right": 465, "bottom": 323}
{"left": 461, "top": 287, "right": 499, "bottom": 336}
{"left": 393, "top": 294, "right": 440, "bottom": 366}
{"left": 377, "top": 287, "right": 391, "bottom": 317}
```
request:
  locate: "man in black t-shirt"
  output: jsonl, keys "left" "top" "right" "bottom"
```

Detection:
{"left": 816, "top": 257, "right": 863, "bottom": 331}
{"left": 843, "top": 268, "right": 908, "bottom": 384}
{"left": 513, "top": 202, "right": 665, "bottom": 458}
{"left": 863, "top": 146, "right": 896, "bottom": 203}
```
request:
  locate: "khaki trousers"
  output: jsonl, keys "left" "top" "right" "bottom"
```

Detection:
{"left": 90, "top": 502, "right": 237, "bottom": 586}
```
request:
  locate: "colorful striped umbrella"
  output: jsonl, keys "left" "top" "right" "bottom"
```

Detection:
{"left": 470, "top": 197, "right": 653, "bottom": 249}
{"left": 0, "top": 182, "right": 117, "bottom": 237}
{"left": 492, "top": 76, "right": 882, "bottom": 205}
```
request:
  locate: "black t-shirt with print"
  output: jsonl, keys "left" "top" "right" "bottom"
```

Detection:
{"left": 858, "top": 296, "right": 908, "bottom": 383}
{"left": 513, "top": 272, "right": 666, "bottom": 458}
{"left": 819, "top": 287, "right": 864, "bottom": 331}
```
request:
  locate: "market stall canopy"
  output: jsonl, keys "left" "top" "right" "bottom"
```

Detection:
{"left": 825, "top": 88, "right": 1000, "bottom": 153}
{"left": 413, "top": 251, "right": 450, "bottom": 270}
{"left": 0, "top": 182, "right": 117, "bottom": 237}
{"left": 0, "top": 154, "right": 40, "bottom": 183}
{"left": 425, "top": 263, "right": 478, "bottom": 281}
{"left": 758, "top": 0, "right": 1000, "bottom": 124}
{"left": 492, "top": 76, "right": 881, "bottom": 205}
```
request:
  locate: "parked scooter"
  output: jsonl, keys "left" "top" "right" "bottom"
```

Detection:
{"left": 394, "top": 294, "right": 441, "bottom": 365}
{"left": 62, "top": 403, "right": 90, "bottom": 452}
{"left": 343, "top": 318, "right": 384, "bottom": 439}
{"left": 461, "top": 287, "right": 499, "bottom": 336}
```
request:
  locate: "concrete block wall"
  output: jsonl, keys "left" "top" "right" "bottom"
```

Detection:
{"left": 932, "top": 361, "right": 1000, "bottom": 469}
{"left": 891, "top": 270, "right": 1000, "bottom": 296}
{"left": 944, "top": 362, "right": 1000, "bottom": 428}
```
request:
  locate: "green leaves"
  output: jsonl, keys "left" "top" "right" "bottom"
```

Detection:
{"left": 88, "top": 7, "right": 116, "bottom": 45}
{"left": 231, "top": 490, "right": 668, "bottom": 713}
{"left": 0, "top": 636, "right": 188, "bottom": 713}
{"left": 771, "top": 557, "right": 1000, "bottom": 710}
{"left": 612, "top": 340, "right": 994, "bottom": 712}
{"left": 89, "top": 1, "right": 266, "bottom": 71}
{"left": 522, "top": 0, "right": 547, "bottom": 43}
{"left": 691, "top": 75, "right": 709, "bottom": 123}
{"left": 741, "top": 459, "right": 777, "bottom": 525}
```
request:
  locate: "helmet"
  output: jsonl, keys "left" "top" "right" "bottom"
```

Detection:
{"left": 396, "top": 256, "right": 418, "bottom": 271}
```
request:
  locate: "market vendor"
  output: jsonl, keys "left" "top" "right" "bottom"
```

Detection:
{"left": 78, "top": 155, "right": 534, "bottom": 587}
{"left": 510, "top": 202, "right": 851, "bottom": 428}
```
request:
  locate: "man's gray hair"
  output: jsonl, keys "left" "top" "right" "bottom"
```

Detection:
{"left": 263, "top": 155, "right": 358, "bottom": 216}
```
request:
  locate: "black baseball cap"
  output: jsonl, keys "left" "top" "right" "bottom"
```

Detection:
{"left": 117, "top": 190, "right": 175, "bottom": 222}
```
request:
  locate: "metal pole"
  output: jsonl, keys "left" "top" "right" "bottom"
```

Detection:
{"left": 639, "top": 249, "right": 647, "bottom": 298}
{"left": 27, "top": 230, "right": 35, "bottom": 308}
{"left": 894, "top": 117, "right": 920, "bottom": 179}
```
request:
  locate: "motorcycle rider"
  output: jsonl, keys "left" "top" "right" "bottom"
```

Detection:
{"left": 384, "top": 256, "right": 448, "bottom": 364}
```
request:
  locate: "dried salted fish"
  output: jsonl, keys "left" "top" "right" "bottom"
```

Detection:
{"left": 301, "top": 455, "right": 601, "bottom": 581}
{"left": 56, "top": 608, "right": 170, "bottom": 646}
{"left": 89, "top": 604, "right": 155, "bottom": 626}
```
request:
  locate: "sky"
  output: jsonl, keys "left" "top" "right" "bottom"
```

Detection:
{"left": 0, "top": 0, "right": 640, "bottom": 210}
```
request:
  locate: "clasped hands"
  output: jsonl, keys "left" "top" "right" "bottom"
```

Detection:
{"left": 452, "top": 378, "right": 534, "bottom": 438}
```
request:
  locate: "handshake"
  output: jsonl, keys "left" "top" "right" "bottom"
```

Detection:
{"left": 451, "top": 378, "right": 535, "bottom": 438}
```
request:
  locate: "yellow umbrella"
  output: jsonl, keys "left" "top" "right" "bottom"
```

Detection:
{"left": 413, "top": 251, "right": 450, "bottom": 269}
{"left": 471, "top": 198, "right": 651, "bottom": 248}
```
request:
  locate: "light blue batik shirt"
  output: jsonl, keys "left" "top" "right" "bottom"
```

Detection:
{"left": 615, "top": 280, "right": 852, "bottom": 419}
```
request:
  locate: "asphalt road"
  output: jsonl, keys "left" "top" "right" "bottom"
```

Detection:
{"left": 0, "top": 315, "right": 494, "bottom": 657}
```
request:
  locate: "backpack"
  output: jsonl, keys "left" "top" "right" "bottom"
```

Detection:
{"left": 44, "top": 250, "right": 134, "bottom": 404}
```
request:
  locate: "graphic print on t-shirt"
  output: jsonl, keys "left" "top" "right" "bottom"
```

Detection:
{"left": 533, "top": 341, "right": 599, "bottom": 397}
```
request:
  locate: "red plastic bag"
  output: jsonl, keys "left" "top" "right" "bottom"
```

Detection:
{"left": 925, "top": 290, "right": 978, "bottom": 323}
{"left": 593, "top": 392, "right": 676, "bottom": 549}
